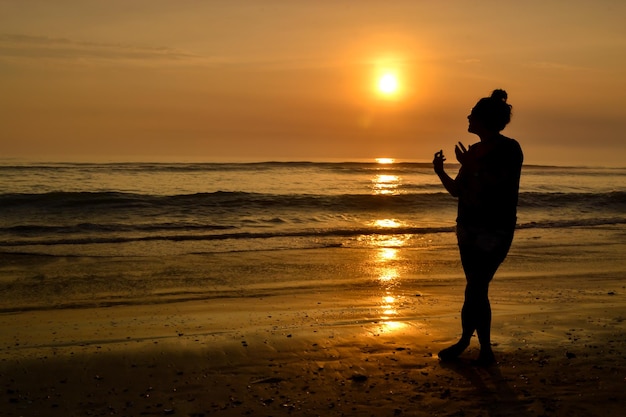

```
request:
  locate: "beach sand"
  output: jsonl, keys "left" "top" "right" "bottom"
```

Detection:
{"left": 1, "top": 228, "right": 626, "bottom": 416}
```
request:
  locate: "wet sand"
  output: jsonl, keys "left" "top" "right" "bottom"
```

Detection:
{"left": 1, "top": 229, "right": 626, "bottom": 416}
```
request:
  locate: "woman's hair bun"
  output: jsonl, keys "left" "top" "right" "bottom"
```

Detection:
{"left": 491, "top": 89, "right": 508, "bottom": 102}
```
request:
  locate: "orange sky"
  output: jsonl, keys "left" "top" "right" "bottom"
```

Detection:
{"left": 1, "top": 1, "right": 625, "bottom": 166}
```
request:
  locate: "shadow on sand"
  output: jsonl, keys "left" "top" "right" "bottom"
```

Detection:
{"left": 438, "top": 352, "right": 536, "bottom": 417}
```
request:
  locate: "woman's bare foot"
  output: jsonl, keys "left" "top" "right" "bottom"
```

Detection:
{"left": 438, "top": 340, "right": 470, "bottom": 361}
{"left": 473, "top": 348, "right": 496, "bottom": 367}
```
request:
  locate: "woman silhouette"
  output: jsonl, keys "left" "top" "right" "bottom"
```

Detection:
{"left": 433, "top": 89, "right": 523, "bottom": 366}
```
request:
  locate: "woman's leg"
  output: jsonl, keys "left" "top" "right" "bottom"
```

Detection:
{"left": 439, "top": 244, "right": 493, "bottom": 361}
{"left": 439, "top": 227, "right": 512, "bottom": 363}
{"left": 437, "top": 243, "right": 481, "bottom": 361}
{"left": 461, "top": 256, "right": 497, "bottom": 364}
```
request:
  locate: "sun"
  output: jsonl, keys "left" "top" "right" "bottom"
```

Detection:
{"left": 378, "top": 73, "right": 399, "bottom": 95}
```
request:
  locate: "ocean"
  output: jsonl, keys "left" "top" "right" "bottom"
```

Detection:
{"left": 1, "top": 161, "right": 625, "bottom": 311}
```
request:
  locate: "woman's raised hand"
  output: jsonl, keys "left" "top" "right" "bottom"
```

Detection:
{"left": 433, "top": 150, "right": 446, "bottom": 174}
{"left": 455, "top": 142, "right": 468, "bottom": 165}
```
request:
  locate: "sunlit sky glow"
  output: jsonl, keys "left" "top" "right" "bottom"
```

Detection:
{"left": 1, "top": 1, "right": 625, "bottom": 166}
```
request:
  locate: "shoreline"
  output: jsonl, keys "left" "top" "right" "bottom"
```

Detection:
{"left": 2, "top": 226, "right": 625, "bottom": 312}
{"left": 2, "top": 227, "right": 626, "bottom": 416}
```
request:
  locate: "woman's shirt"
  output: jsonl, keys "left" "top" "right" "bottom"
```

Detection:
{"left": 455, "top": 136, "right": 523, "bottom": 231}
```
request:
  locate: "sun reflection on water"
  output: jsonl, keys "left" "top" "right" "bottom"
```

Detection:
{"left": 370, "top": 243, "right": 410, "bottom": 333}
{"left": 378, "top": 266, "right": 398, "bottom": 283}
{"left": 372, "top": 173, "right": 402, "bottom": 195}
{"left": 360, "top": 230, "right": 410, "bottom": 250}
{"left": 362, "top": 163, "right": 413, "bottom": 334}
{"left": 378, "top": 247, "right": 398, "bottom": 261}
{"left": 380, "top": 291, "right": 399, "bottom": 320}
{"left": 379, "top": 320, "right": 406, "bottom": 331}
{"left": 377, "top": 291, "right": 408, "bottom": 333}
{"left": 372, "top": 218, "right": 402, "bottom": 228}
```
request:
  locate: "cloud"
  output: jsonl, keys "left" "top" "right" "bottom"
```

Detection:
{"left": 0, "top": 33, "right": 339, "bottom": 72}
{"left": 525, "top": 61, "right": 590, "bottom": 72}
{"left": 0, "top": 33, "right": 198, "bottom": 64}
{"left": 456, "top": 58, "right": 481, "bottom": 64}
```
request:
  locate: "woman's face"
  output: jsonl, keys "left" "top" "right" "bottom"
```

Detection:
{"left": 467, "top": 108, "right": 482, "bottom": 134}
